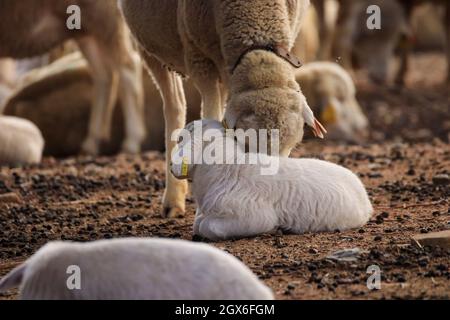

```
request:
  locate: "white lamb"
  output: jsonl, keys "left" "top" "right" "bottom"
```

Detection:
{"left": 171, "top": 120, "right": 373, "bottom": 241}
{"left": 0, "top": 116, "right": 44, "bottom": 166}
{"left": 0, "top": 238, "right": 274, "bottom": 300}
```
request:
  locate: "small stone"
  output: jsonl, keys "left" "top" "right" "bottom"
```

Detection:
{"left": 432, "top": 174, "right": 449, "bottom": 186}
{"left": 380, "top": 212, "right": 389, "bottom": 219}
{"left": 412, "top": 230, "right": 450, "bottom": 249}
{"left": 374, "top": 236, "right": 382, "bottom": 241}
{"left": 309, "top": 248, "right": 319, "bottom": 254}
{"left": 432, "top": 211, "right": 441, "bottom": 217}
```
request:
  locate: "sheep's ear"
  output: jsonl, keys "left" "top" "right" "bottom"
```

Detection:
{"left": 0, "top": 263, "right": 27, "bottom": 292}
{"left": 302, "top": 100, "right": 327, "bottom": 139}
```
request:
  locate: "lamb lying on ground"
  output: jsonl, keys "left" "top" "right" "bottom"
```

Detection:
{"left": 295, "top": 62, "right": 368, "bottom": 142}
{"left": 0, "top": 116, "right": 44, "bottom": 166}
{"left": 171, "top": 120, "right": 373, "bottom": 241}
{"left": 0, "top": 238, "right": 273, "bottom": 300}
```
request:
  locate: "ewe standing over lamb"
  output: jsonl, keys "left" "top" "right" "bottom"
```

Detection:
{"left": 120, "top": 0, "right": 325, "bottom": 217}
{"left": 171, "top": 120, "right": 373, "bottom": 241}
{"left": 0, "top": 238, "right": 274, "bottom": 300}
{"left": 0, "top": 0, "right": 145, "bottom": 155}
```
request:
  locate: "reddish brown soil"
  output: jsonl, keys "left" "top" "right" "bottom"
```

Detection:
{"left": 0, "top": 53, "right": 449, "bottom": 300}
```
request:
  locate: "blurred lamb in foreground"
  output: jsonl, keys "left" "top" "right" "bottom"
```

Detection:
{"left": 0, "top": 0, "right": 145, "bottom": 155}
{"left": 0, "top": 116, "right": 44, "bottom": 166}
{"left": 0, "top": 238, "right": 274, "bottom": 300}
{"left": 171, "top": 120, "right": 373, "bottom": 241}
{"left": 296, "top": 62, "right": 368, "bottom": 142}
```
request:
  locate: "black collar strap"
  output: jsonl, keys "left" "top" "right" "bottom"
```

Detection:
{"left": 231, "top": 44, "right": 303, "bottom": 74}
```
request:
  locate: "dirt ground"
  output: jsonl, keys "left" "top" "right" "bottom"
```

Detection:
{"left": 0, "top": 53, "right": 449, "bottom": 300}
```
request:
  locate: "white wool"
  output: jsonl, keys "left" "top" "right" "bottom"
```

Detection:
{"left": 172, "top": 120, "right": 373, "bottom": 241}
{"left": 0, "top": 116, "right": 44, "bottom": 166}
{"left": 295, "top": 62, "right": 368, "bottom": 141}
{"left": 0, "top": 238, "right": 273, "bottom": 300}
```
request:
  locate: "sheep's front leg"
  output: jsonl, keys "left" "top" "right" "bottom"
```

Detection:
{"left": 144, "top": 54, "right": 188, "bottom": 218}
{"left": 78, "top": 37, "right": 120, "bottom": 156}
{"left": 118, "top": 51, "right": 146, "bottom": 154}
{"left": 196, "top": 77, "right": 223, "bottom": 121}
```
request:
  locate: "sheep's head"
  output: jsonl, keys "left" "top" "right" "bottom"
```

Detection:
{"left": 296, "top": 63, "right": 369, "bottom": 142}
{"left": 170, "top": 120, "right": 225, "bottom": 180}
{"left": 225, "top": 50, "right": 325, "bottom": 157}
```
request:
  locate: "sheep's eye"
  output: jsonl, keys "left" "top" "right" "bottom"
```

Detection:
{"left": 177, "top": 136, "right": 183, "bottom": 144}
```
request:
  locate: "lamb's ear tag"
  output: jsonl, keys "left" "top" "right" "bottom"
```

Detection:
{"left": 181, "top": 157, "right": 189, "bottom": 177}
{"left": 321, "top": 104, "right": 337, "bottom": 125}
{"left": 276, "top": 46, "right": 303, "bottom": 68}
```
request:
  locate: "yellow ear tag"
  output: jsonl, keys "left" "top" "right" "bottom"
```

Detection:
{"left": 321, "top": 105, "right": 337, "bottom": 125}
{"left": 181, "top": 157, "right": 189, "bottom": 177}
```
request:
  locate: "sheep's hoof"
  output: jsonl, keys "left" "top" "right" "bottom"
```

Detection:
{"left": 162, "top": 206, "right": 185, "bottom": 219}
{"left": 121, "top": 139, "right": 142, "bottom": 155}
{"left": 81, "top": 138, "right": 100, "bottom": 156}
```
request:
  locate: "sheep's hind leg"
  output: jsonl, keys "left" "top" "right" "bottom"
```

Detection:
{"left": 118, "top": 51, "right": 146, "bottom": 154}
{"left": 184, "top": 42, "right": 223, "bottom": 121}
{"left": 78, "top": 37, "right": 119, "bottom": 155}
{"left": 144, "top": 54, "right": 188, "bottom": 218}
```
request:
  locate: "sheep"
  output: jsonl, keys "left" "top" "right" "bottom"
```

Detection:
{"left": 295, "top": 62, "right": 368, "bottom": 142}
{"left": 331, "top": 0, "right": 410, "bottom": 84}
{"left": 0, "top": 116, "right": 44, "bottom": 166}
{"left": 0, "top": 238, "right": 274, "bottom": 300}
{"left": 171, "top": 120, "right": 373, "bottom": 241}
{"left": 120, "top": 0, "right": 326, "bottom": 217}
{"left": 395, "top": 0, "right": 450, "bottom": 85}
{"left": 0, "top": 0, "right": 145, "bottom": 155}
{"left": 331, "top": 0, "right": 450, "bottom": 85}
{"left": 3, "top": 52, "right": 202, "bottom": 157}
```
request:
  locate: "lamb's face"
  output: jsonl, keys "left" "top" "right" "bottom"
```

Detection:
{"left": 170, "top": 120, "right": 224, "bottom": 180}
{"left": 226, "top": 51, "right": 309, "bottom": 157}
